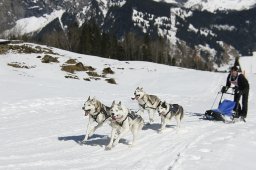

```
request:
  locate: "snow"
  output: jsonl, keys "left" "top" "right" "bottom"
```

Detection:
{"left": 199, "top": 28, "right": 216, "bottom": 37}
{"left": 132, "top": 9, "right": 150, "bottom": 33}
{"left": 98, "top": 0, "right": 108, "bottom": 17}
{"left": 153, "top": 0, "right": 256, "bottom": 12}
{"left": 240, "top": 52, "right": 256, "bottom": 74}
{"left": 184, "top": 0, "right": 256, "bottom": 12}
{"left": 188, "top": 24, "right": 198, "bottom": 33}
{"left": 211, "top": 24, "right": 236, "bottom": 31}
{"left": 0, "top": 39, "right": 9, "bottom": 42}
{"left": 109, "top": 0, "right": 126, "bottom": 7}
{"left": 0, "top": 43, "right": 256, "bottom": 169}
{"left": 154, "top": 0, "right": 177, "bottom": 3}
{"left": 198, "top": 44, "right": 217, "bottom": 59}
{"left": 1, "top": 10, "right": 65, "bottom": 37}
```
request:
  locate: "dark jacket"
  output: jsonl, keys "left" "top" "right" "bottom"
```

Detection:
{"left": 226, "top": 74, "right": 249, "bottom": 93}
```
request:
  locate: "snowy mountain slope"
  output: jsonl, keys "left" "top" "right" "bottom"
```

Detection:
{"left": 1, "top": 0, "right": 256, "bottom": 62}
{"left": 183, "top": 0, "right": 256, "bottom": 12}
{"left": 0, "top": 43, "right": 256, "bottom": 169}
{"left": 2, "top": 10, "right": 65, "bottom": 37}
{"left": 156, "top": 0, "right": 256, "bottom": 12}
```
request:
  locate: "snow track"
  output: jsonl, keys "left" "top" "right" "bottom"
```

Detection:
{"left": 0, "top": 45, "right": 256, "bottom": 169}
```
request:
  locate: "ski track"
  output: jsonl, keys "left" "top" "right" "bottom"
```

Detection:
{"left": 1, "top": 91, "right": 255, "bottom": 169}
{"left": 1, "top": 97, "right": 207, "bottom": 169}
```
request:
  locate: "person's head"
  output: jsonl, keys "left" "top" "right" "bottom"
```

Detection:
{"left": 230, "top": 66, "right": 238, "bottom": 77}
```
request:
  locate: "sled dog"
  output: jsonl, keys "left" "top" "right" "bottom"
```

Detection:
{"left": 132, "top": 87, "right": 161, "bottom": 122}
{"left": 82, "top": 96, "right": 110, "bottom": 142}
{"left": 157, "top": 101, "right": 184, "bottom": 133}
{"left": 106, "top": 101, "right": 144, "bottom": 150}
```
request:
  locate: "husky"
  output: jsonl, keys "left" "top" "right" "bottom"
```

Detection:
{"left": 157, "top": 101, "right": 184, "bottom": 133}
{"left": 81, "top": 96, "right": 110, "bottom": 143}
{"left": 106, "top": 101, "right": 144, "bottom": 150}
{"left": 132, "top": 87, "right": 161, "bottom": 122}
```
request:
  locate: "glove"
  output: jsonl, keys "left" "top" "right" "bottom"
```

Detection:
{"left": 232, "top": 86, "right": 240, "bottom": 94}
{"left": 232, "top": 86, "right": 238, "bottom": 90}
{"left": 221, "top": 86, "right": 228, "bottom": 93}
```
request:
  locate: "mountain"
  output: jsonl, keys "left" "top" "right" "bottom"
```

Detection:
{"left": 0, "top": 42, "right": 256, "bottom": 169}
{"left": 159, "top": 0, "right": 256, "bottom": 12}
{"left": 0, "top": 0, "right": 256, "bottom": 70}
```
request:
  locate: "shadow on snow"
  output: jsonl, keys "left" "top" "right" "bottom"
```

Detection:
{"left": 58, "top": 134, "right": 129, "bottom": 147}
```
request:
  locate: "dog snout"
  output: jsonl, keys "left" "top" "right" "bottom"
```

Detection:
{"left": 111, "top": 113, "right": 115, "bottom": 116}
{"left": 82, "top": 106, "right": 85, "bottom": 110}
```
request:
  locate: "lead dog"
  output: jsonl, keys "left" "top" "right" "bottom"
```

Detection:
{"left": 106, "top": 101, "right": 144, "bottom": 150}
{"left": 132, "top": 87, "right": 161, "bottom": 123}
{"left": 157, "top": 101, "right": 184, "bottom": 133}
{"left": 82, "top": 96, "right": 110, "bottom": 143}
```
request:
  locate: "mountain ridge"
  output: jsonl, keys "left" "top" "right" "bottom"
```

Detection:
{"left": 0, "top": 0, "right": 255, "bottom": 70}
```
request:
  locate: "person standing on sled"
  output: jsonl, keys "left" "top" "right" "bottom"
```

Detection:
{"left": 221, "top": 66, "right": 249, "bottom": 122}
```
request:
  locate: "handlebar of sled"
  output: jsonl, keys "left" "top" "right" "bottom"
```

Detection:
{"left": 219, "top": 91, "right": 235, "bottom": 95}
{"left": 219, "top": 86, "right": 236, "bottom": 95}
{"left": 218, "top": 87, "right": 236, "bottom": 106}
{"left": 211, "top": 87, "right": 235, "bottom": 110}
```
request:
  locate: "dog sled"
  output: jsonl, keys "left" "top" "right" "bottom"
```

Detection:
{"left": 205, "top": 86, "right": 239, "bottom": 123}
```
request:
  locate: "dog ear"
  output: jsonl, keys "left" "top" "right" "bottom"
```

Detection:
{"left": 162, "top": 101, "right": 167, "bottom": 108}
{"left": 111, "top": 100, "right": 116, "bottom": 107}
{"left": 92, "top": 96, "right": 96, "bottom": 101}
{"left": 87, "top": 96, "right": 91, "bottom": 101}
{"left": 117, "top": 101, "right": 123, "bottom": 110}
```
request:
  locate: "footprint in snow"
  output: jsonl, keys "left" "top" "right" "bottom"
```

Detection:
{"left": 198, "top": 148, "right": 212, "bottom": 153}
{"left": 189, "top": 155, "right": 201, "bottom": 161}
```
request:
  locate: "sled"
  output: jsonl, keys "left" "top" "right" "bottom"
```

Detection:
{"left": 205, "top": 87, "right": 238, "bottom": 122}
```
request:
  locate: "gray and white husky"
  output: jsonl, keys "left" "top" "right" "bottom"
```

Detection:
{"left": 132, "top": 87, "right": 161, "bottom": 122}
{"left": 106, "top": 101, "right": 144, "bottom": 150}
{"left": 82, "top": 96, "right": 110, "bottom": 143}
{"left": 157, "top": 101, "right": 184, "bottom": 133}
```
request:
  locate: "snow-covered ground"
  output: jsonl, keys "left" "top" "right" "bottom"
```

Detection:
{"left": 240, "top": 52, "right": 256, "bottom": 74}
{"left": 0, "top": 44, "right": 256, "bottom": 170}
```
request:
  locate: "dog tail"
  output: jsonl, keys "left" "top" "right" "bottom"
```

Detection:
{"left": 180, "top": 106, "right": 184, "bottom": 121}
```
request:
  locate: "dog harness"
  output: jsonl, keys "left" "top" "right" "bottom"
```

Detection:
{"left": 91, "top": 105, "right": 110, "bottom": 123}
{"left": 162, "top": 104, "right": 180, "bottom": 118}
{"left": 115, "top": 111, "right": 141, "bottom": 126}
{"left": 139, "top": 101, "right": 161, "bottom": 110}
{"left": 139, "top": 103, "right": 146, "bottom": 109}
{"left": 128, "top": 111, "right": 140, "bottom": 120}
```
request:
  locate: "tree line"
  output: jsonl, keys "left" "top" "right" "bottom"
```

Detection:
{"left": 12, "top": 20, "right": 214, "bottom": 71}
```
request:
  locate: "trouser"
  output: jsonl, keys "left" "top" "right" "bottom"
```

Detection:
{"left": 234, "top": 89, "right": 249, "bottom": 118}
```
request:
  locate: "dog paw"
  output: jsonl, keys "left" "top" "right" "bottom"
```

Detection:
{"left": 83, "top": 139, "right": 89, "bottom": 142}
{"left": 105, "top": 146, "right": 112, "bottom": 151}
{"left": 78, "top": 140, "right": 87, "bottom": 145}
{"left": 128, "top": 144, "right": 134, "bottom": 148}
{"left": 113, "top": 142, "right": 118, "bottom": 147}
{"left": 158, "top": 130, "right": 163, "bottom": 134}
{"left": 88, "top": 133, "right": 94, "bottom": 138}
